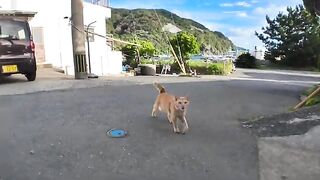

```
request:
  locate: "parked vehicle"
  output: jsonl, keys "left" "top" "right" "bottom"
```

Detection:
{"left": 0, "top": 12, "right": 36, "bottom": 81}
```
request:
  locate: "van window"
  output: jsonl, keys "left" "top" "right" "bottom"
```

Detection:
{"left": 0, "top": 19, "right": 30, "bottom": 40}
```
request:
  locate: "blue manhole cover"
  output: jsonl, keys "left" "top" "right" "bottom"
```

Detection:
{"left": 107, "top": 129, "right": 127, "bottom": 138}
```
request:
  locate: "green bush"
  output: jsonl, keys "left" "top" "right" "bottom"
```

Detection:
{"left": 140, "top": 58, "right": 174, "bottom": 65}
{"left": 235, "top": 53, "right": 257, "bottom": 68}
{"left": 187, "top": 61, "right": 210, "bottom": 74}
{"left": 187, "top": 60, "right": 233, "bottom": 75}
{"left": 140, "top": 59, "right": 154, "bottom": 64}
{"left": 209, "top": 64, "right": 225, "bottom": 75}
{"left": 139, "top": 59, "right": 234, "bottom": 75}
{"left": 170, "top": 62, "right": 182, "bottom": 73}
{"left": 208, "top": 64, "right": 219, "bottom": 75}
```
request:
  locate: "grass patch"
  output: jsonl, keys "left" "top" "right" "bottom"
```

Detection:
{"left": 303, "top": 85, "right": 320, "bottom": 106}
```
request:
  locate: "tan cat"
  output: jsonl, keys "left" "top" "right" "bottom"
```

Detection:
{"left": 151, "top": 82, "right": 190, "bottom": 134}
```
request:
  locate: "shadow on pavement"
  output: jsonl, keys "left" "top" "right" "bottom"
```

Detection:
{"left": 0, "top": 75, "right": 28, "bottom": 84}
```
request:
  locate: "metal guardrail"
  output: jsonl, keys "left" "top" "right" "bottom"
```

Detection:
{"left": 83, "top": 0, "right": 109, "bottom": 7}
{"left": 0, "top": 10, "right": 36, "bottom": 21}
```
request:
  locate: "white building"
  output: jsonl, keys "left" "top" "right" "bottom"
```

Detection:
{"left": 250, "top": 50, "right": 265, "bottom": 60}
{"left": 0, "top": 0, "right": 123, "bottom": 76}
{"left": 250, "top": 46, "right": 265, "bottom": 60}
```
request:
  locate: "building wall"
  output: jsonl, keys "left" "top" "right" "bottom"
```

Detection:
{"left": 0, "top": 0, "right": 122, "bottom": 76}
{"left": 250, "top": 50, "right": 265, "bottom": 60}
{"left": 0, "top": 0, "right": 73, "bottom": 69}
{"left": 83, "top": 2, "right": 122, "bottom": 76}
{"left": 0, "top": 0, "right": 11, "bottom": 9}
{"left": 83, "top": 2, "right": 120, "bottom": 76}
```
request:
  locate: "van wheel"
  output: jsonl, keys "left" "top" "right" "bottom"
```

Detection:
{"left": 25, "top": 71, "right": 36, "bottom": 81}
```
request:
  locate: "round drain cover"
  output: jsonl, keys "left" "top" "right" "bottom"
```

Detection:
{"left": 107, "top": 129, "right": 127, "bottom": 138}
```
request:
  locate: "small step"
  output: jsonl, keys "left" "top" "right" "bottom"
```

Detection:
{"left": 37, "top": 63, "right": 53, "bottom": 69}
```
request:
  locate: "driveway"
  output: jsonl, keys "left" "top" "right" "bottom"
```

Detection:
{"left": 0, "top": 68, "right": 318, "bottom": 180}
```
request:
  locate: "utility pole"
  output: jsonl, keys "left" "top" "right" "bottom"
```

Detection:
{"left": 71, "top": 0, "right": 87, "bottom": 79}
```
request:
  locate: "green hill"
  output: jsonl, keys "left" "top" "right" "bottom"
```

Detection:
{"left": 107, "top": 8, "right": 235, "bottom": 54}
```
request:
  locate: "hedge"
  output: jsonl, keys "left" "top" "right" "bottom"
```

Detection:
{"left": 139, "top": 59, "right": 234, "bottom": 75}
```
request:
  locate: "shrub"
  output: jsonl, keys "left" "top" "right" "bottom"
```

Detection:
{"left": 187, "top": 60, "right": 233, "bottom": 75}
{"left": 139, "top": 59, "right": 234, "bottom": 75}
{"left": 208, "top": 64, "right": 219, "bottom": 75}
{"left": 235, "top": 53, "right": 257, "bottom": 68}
{"left": 140, "top": 58, "right": 174, "bottom": 65}
{"left": 140, "top": 59, "right": 154, "bottom": 64}
{"left": 187, "top": 61, "right": 210, "bottom": 74}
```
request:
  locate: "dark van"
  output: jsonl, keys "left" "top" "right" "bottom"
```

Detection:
{"left": 0, "top": 12, "right": 37, "bottom": 81}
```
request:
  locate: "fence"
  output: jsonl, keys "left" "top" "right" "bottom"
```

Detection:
{"left": 84, "top": 0, "right": 109, "bottom": 7}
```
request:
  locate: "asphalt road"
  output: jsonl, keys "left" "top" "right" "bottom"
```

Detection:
{"left": 0, "top": 69, "right": 318, "bottom": 180}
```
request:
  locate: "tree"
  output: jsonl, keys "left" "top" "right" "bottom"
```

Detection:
{"left": 303, "top": 0, "right": 320, "bottom": 70}
{"left": 235, "top": 53, "right": 257, "bottom": 68}
{"left": 138, "top": 40, "right": 156, "bottom": 58}
{"left": 121, "top": 44, "right": 137, "bottom": 66}
{"left": 121, "top": 40, "right": 156, "bottom": 66}
{"left": 303, "top": 0, "right": 320, "bottom": 16}
{"left": 256, "top": 5, "right": 320, "bottom": 68}
{"left": 169, "top": 31, "right": 200, "bottom": 62}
